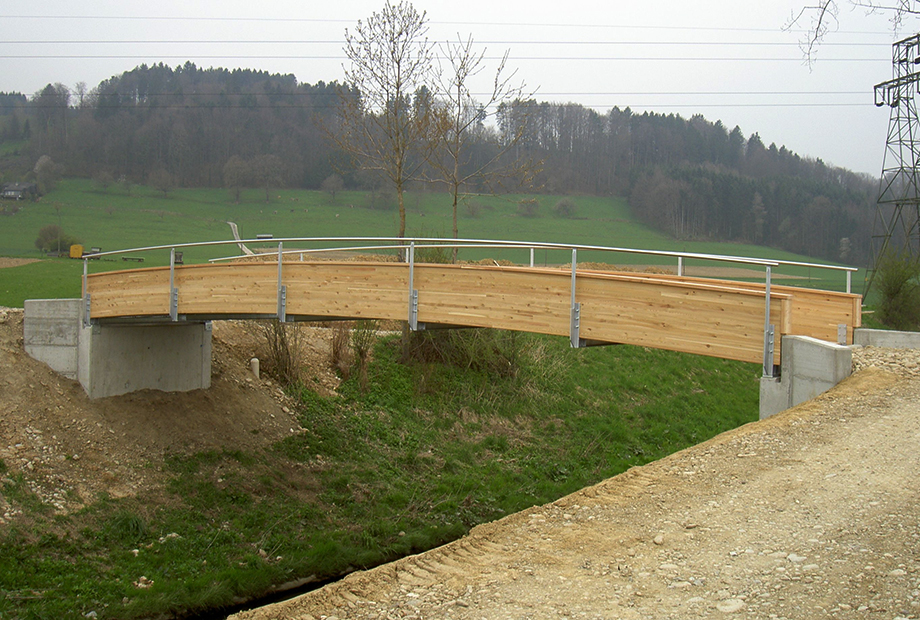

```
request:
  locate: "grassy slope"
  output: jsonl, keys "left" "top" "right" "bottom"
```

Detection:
{"left": 0, "top": 179, "right": 857, "bottom": 308}
{"left": 0, "top": 333, "right": 759, "bottom": 618}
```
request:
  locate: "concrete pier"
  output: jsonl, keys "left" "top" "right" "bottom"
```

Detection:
{"left": 24, "top": 299, "right": 211, "bottom": 399}
{"left": 759, "top": 335, "right": 853, "bottom": 419}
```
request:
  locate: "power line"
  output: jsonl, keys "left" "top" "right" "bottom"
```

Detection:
{"left": 0, "top": 54, "right": 891, "bottom": 62}
{"left": 0, "top": 40, "right": 894, "bottom": 47}
{"left": 0, "top": 13, "right": 904, "bottom": 36}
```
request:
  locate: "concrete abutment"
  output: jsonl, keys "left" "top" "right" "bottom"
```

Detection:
{"left": 24, "top": 299, "right": 211, "bottom": 399}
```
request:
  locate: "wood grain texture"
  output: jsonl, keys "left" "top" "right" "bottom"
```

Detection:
{"left": 85, "top": 261, "right": 860, "bottom": 366}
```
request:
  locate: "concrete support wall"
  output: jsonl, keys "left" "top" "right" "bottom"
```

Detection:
{"left": 23, "top": 299, "right": 82, "bottom": 380}
{"left": 760, "top": 335, "right": 852, "bottom": 419}
{"left": 78, "top": 321, "right": 212, "bottom": 399}
{"left": 24, "top": 298, "right": 212, "bottom": 399}
{"left": 854, "top": 328, "right": 920, "bottom": 349}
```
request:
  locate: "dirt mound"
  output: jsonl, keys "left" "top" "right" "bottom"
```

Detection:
{"left": 0, "top": 309, "right": 342, "bottom": 514}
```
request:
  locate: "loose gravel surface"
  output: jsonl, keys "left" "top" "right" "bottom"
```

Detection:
{"left": 234, "top": 346, "right": 920, "bottom": 620}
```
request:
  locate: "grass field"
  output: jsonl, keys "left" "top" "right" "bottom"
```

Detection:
{"left": 0, "top": 330, "right": 760, "bottom": 618}
{"left": 0, "top": 178, "right": 861, "bottom": 308}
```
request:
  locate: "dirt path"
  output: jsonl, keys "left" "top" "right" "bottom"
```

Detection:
{"left": 233, "top": 352, "right": 920, "bottom": 620}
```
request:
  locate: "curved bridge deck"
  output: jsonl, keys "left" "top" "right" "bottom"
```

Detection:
{"left": 84, "top": 260, "right": 861, "bottom": 367}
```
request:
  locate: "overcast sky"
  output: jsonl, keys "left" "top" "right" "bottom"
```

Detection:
{"left": 3, "top": 0, "right": 918, "bottom": 176}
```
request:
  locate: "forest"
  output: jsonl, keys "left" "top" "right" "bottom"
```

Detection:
{"left": 0, "top": 62, "right": 877, "bottom": 265}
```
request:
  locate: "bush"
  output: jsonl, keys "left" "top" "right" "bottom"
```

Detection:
{"left": 330, "top": 321, "right": 353, "bottom": 378}
{"left": 465, "top": 200, "right": 484, "bottom": 218}
{"left": 367, "top": 189, "right": 396, "bottom": 211}
{"left": 553, "top": 197, "right": 577, "bottom": 218}
{"left": 517, "top": 198, "right": 540, "bottom": 218}
{"left": 34, "top": 224, "right": 80, "bottom": 254}
{"left": 403, "top": 329, "right": 520, "bottom": 378}
{"left": 352, "top": 320, "right": 378, "bottom": 391}
{"left": 255, "top": 319, "right": 305, "bottom": 387}
{"left": 92, "top": 170, "right": 115, "bottom": 192}
{"left": 875, "top": 250, "right": 920, "bottom": 330}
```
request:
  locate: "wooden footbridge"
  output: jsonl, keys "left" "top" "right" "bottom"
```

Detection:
{"left": 80, "top": 237, "right": 861, "bottom": 377}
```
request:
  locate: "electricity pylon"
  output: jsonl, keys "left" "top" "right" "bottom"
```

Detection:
{"left": 870, "top": 33, "right": 920, "bottom": 294}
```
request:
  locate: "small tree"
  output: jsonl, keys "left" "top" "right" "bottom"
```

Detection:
{"left": 428, "top": 35, "right": 533, "bottom": 260}
{"left": 35, "top": 224, "right": 80, "bottom": 254}
{"left": 147, "top": 168, "right": 174, "bottom": 198}
{"left": 334, "top": 0, "right": 436, "bottom": 239}
{"left": 252, "top": 154, "right": 283, "bottom": 203}
{"left": 223, "top": 155, "right": 249, "bottom": 203}
{"left": 92, "top": 170, "right": 114, "bottom": 193}
{"left": 34, "top": 155, "right": 61, "bottom": 194}
{"left": 517, "top": 198, "right": 539, "bottom": 218}
{"left": 875, "top": 250, "right": 920, "bottom": 330}
{"left": 321, "top": 173, "right": 344, "bottom": 201}
{"left": 553, "top": 197, "right": 577, "bottom": 218}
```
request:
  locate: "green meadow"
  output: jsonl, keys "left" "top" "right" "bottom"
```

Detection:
{"left": 0, "top": 178, "right": 859, "bottom": 308}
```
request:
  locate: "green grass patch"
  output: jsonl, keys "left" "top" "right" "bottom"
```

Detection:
{"left": 0, "top": 332, "right": 759, "bottom": 618}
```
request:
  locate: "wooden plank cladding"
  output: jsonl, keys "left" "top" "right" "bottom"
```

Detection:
{"left": 582, "top": 270, "right": 861, "bottom": 345}
{"left": 85, "top": 260, "right": 861, "bottom": 366}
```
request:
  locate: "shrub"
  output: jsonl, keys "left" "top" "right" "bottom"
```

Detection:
{"left": 92, "top": 170, "right": 115, "bottom": 192}
{"left": 367, "top": 189, "right": 396, "bottom": 211}
{"left": 517, "top": 198, "right": 540, "bottom": 218}
{"left": 34, "top": 224, "right": 80, "bottom": 254}
{"left": 352, "top": 320, "right": 378, "bottom": 391}
{"left": 330, "top": 321, "right": 353, "bottom": 378}
{"left": 553, "top": 197, "right": 577, "bottom": 218}
{"left": 465, "top": 200, "right": 484, "bottom": 218}
{"left": 255, "top": 319, "right": 305, "bottom": 387}
{"left": 403, "top": 329, "right": 520, "bottom": 378}
{"left": 875, "top": 250, "right": 920, "bottom": 330}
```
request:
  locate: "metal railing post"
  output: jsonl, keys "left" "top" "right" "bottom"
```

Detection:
{"left": 570, "top": 248, "right": 581, "bottom": 348}
{"left": 82, "top": 258, "right": 91, "bottom": 327}
{"left": 530, "top": 247, "right": 535, "bottom": 268}
{"left": 678, "top": 256, "right": 684, "bottom": 277}
{"left": 277, "top": 241, "right": 287, "bottom": 322}
{"left": 846, "top": 270, "right": 852, "bottom": 294}
{"left": 408, "top": 241, "right": 419, "bottom": 330}
{"left": 763, "top": 265, "right": 775, "bottom": 378}
{"left": 169, "top": 247, "right": 178, "bottom": 321}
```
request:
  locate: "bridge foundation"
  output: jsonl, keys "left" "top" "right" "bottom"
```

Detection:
{"left": 759, "top": 335, "right": 852, "bottom": 419}
{"left": 24, "top": 299, "right": 211, "bottom": 399}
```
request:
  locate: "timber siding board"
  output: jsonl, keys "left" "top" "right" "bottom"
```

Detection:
{"left": 84, "top": 261, "right": 846, "bottom": 366}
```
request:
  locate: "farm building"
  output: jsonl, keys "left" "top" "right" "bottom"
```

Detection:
{"left": 1, "top": 182, "right": 38, "bottom": 200}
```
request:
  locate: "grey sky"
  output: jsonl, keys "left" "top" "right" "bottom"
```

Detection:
{"left": 2, "top": 0, "right": 916, "bottom": 176}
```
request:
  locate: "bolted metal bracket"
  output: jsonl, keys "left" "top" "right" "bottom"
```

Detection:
{"left": 409, "top": 289, "right": 420, "bottom": 331}
{"left": 570, "top": 301, "right": 583, "bottom": 348}
{"left": 762, "top": 324, "right": 775, "bottom": 377}
{"left": 837, "top": 323, "right": 847, "bottom": 345}
{"left": 277, "top": 284, "right": 287, "bottom": 323}
{"left": 169, "top": 287, "right": 179, "bottom": 322}
{"left": 83, "top": 294, "right": 92, "bottom": 328}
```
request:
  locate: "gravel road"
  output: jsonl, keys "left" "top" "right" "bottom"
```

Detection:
{"left": 233, "top": 346, "right": 920, "bottom": 620}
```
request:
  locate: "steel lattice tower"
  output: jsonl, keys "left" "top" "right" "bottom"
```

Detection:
{"left": 869, "top": 33, "right": 920, "bottom": 293}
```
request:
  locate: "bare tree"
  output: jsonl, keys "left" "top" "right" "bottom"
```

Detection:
{"left": 148, "top": 168, "right": 175, "bottom": 198}
{"left": 334, "top": 0, "right": 436, "bottom": 239}
{"left": 223, "top": 155, "right": 249, "bottom": 203}
{"left": 428, "top": 36, "right": 534, "bottom": 260}
{"left": 789, "top": 1, "right": 920, "bottom": 63}
{"left": 252, "top": 154, "right": 283, "bottom": 203}
{"left": 321, "top": 173, "right": 344, "bottom": 201}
